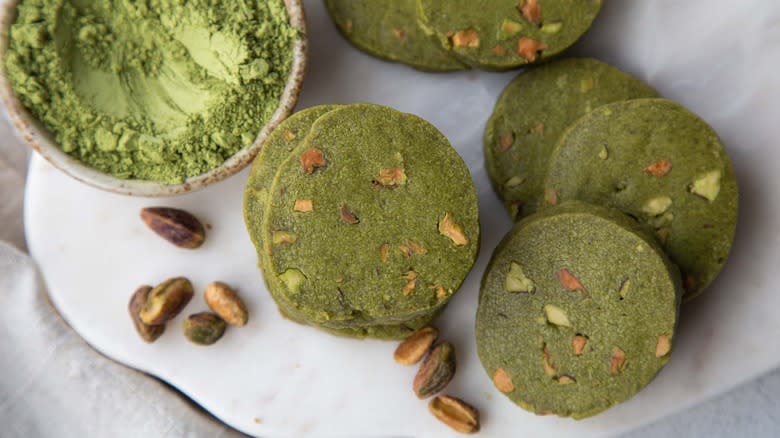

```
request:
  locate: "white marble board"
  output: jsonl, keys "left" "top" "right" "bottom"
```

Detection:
{"left": 24, "top": 0, "right": 780, "bottom": 437}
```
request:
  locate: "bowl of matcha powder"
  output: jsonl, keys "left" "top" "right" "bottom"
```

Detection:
{"left": 0, "top": 0, "right": 306, "bottom": 196}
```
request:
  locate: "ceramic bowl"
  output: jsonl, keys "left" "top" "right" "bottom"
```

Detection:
{"left": 0, "top": 0, "right": 307, "bottom": 196}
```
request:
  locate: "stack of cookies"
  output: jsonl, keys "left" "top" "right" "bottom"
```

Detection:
{"left": 244, "top": 104, "right": 480, "bottom": 339}
{"left": 325, "top": 0, "right": 603, "bottom": 71}
{"left": 477, "top": 57, "right": 738, "bottom": 417}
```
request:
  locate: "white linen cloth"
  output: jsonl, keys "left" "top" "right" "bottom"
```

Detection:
{"left": 0, "top": 117, "right": 25, "bottom": 252}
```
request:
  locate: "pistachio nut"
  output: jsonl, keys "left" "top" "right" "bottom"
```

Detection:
{"left": 438, "top": 212, "right": 468, "bottom": 246}
{"left": 374, "top": 168, "right": 407, "bottom": 188}
{"left": 642, "top": 196, "right": 673, "bottom": 216}
{"left": 139, "top": 277, "right": 194, "bottom": 325}
{"left": 413, "top": 342, "right": 456, "bottom": 399}
{"left": 128, "top": 285, "right": 165, "bottom": 343}
{"left": 204, "top": 282, "right": 249, "bottom": 327}
{"left": 656, "top": 335, "right": 672, "bottom": 358}
{"left": 520, "top": 0, "right": 542, "bottom": 25}
{"left": 505, "top": 262, "right": 534, "bottom": 293}
{"left": 451, "top": 29, "right": 480, "bottom": 48}
{"left": 558, "top": 375, "right": 576, "bottom": 385}
{"left": 557, "top": 268, "right": 585, "bottom": 293}
{"left": 541, "top": 21, "right": 563, "bottom": 34}
{"left": 294, "top": 199, "right": 313, "bottom": 213}
{"left": 429, "top": 395, "right": 480, "bottom": 434}
{"left": 402, "top": 270, "right": 418, "bottom": 296}
{"left": 644, "top": 159, "right": 672, "bottom": 177}
{"left": 517, "top": 37, "right": 547, "bottom": 62}
{"left": 492, "top": 368, "right": 514, "bottom": 393}
{"left": 183, "top": 312, "right": 226, "bottom": 345}
{"left": 499, "top": 20, "right": 523, "bottom": 40}
{"left": 499, "top": 132, "right": 514, "bottom": 151}
{"left": 610, "top": 347, "right": 627, "bottom": 375}
{"left": 690, "top": 170, "right": 722, "bottom": 202}
{"left": 394, "top": 327, "right": 438, "bottom": 365}
{"left": 300, "top": 148, "right": 327, "bottom": 174}
{"left": 140, "top": 207, "right": 206, "bottom": 249}
{"left": 544, "top": 304, "right": 571, "bottom": 328}
{"left": 572, "top": 335, "right": 588, "bottom": 356}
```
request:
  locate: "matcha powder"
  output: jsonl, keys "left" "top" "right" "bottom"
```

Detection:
{"left": 5, "top": 0, "right": 297, "bottom": 183}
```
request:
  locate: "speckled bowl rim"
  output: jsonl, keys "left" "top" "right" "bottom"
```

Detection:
{"left": 0, "top": 0, "right": 307, "bottom": 197}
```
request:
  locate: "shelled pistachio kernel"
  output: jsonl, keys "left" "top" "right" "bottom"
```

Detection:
{"left": 429, "top": 396, "right": 480, "bottom": 434}
{"left": 139, "top": 277, "right": 194, "bottom": 325}
{"left": 204, "top": 282, "right": 248, "bottom": 327}
{"left": 505, "top": 262, "right": 534, "bottom": 293}
{"left": 439, "top": 212, "right": 468, "bottom": 246}
{"left": 394, "top": 327, "right": 439, "bottom": 365}
{"left": 140, "top": 207, "right": 206, "bottom": 249}
{"left": 413, "top": 342, "right": 456, "bottom": 399}
{"left": 129, "top": 285, "right": 165, "bottom": 343}
{"left": 493, "top": 368, "right": 514, "bottom": 393}
{"left": 451, "top": 29, "right": 480, "bottom": 48}
{"left": 183, "top": 312, "right": 226, "bottom": 345}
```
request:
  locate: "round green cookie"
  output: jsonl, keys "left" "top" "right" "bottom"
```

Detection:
{"left": 476, "top": 201, "right": 681, "bottom": 419}
{"left": 417, "top": 0, "right": 602, "bottom": 70}
{"left": 484, "top": 58, "right": 658, "bottom": 218}
{"left": 544, "top": 98, "right": 738, "bottom": 301}
{"left": 325, "top": 0, "right": 467, "bottom": 71}
{"left": 244, "top": 105, "right": 436, "bottom": 338}
{"left": 245, "top": 105, "right": 341, "bottom": 250}
{"left": 263, "top": 103, "right": 479, "bottom": 328}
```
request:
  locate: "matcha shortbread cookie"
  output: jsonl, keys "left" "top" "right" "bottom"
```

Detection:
{"left": 245, "top": 105, "right": 341, "bottom": 250}
{"left": 417, "top": 0, "right": 602, "bottom": 70}
{"left": 244, "top": 105, "right": 438, "bottom": 339}
{"left": 325, "top": 0, "right": 467, "bottom": 71}
{"left": 476, "top": 201, "right": 681, "bottom": 419}
{"left": 484, "top": 58, "right": 658, "bottom": 218}
{"left": 544, "top": 99, "right": 738, "bottom": 301}
{"left": 262, "top": 104, "right": 479, "bottom": 332}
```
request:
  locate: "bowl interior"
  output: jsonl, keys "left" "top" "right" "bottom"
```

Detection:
{"left": 0, "top": 0, "right": 307, "bottom": 196}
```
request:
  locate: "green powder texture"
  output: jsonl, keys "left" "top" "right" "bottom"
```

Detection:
{"left": 5, "top": 0, "right": 296, "bottom": 183}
